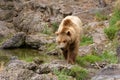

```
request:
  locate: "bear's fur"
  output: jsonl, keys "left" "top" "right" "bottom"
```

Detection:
{"left": 55, "top": 16, "right": 83, "bottom": 64}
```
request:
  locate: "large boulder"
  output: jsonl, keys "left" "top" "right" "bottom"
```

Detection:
{"left": 36, "top": 60, "right": 72, "bottom": 74}
{"left": 13, "top": 10, "right": 48, "bottom": 34}
{"left": 92, "top": 64, "right": 120, "bottom": 80}
{"left": 1, "top": 32, "right": 26, "bottom": 49}
{"left": 0, "top": 21, "right": 15, "bottom": 39}
{"left": 0, "top": 60, "right": 58, "bottom": 80}
{"left": 25, "top": 34, "right": 55, "bottom": 49}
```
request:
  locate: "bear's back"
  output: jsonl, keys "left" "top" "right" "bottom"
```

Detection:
{"left": 63, "top": 16, "right": 82, "bottom": 28}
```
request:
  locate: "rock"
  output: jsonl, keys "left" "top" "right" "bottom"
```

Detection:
{"left": 0, "top": 59, "right": 58, "bottom": 80}
{"left": 46, "top": 48, "right": 61, "bottom": 56}
{"left": 82, "top": 21, "right": 108, "bottom": 54}
{"left": 30, "top": 74, "right": 58, "bottom": 80}
{"left": 1, "top": 32, "right": 26, "bottom": 49}
{"left": 13, "top": 10, "right": 48, "bottom": 34}
{"left": 33, "top": 57, "right": 44, "bottom": 65}
{"left": 79, "top": 44, "right": 95, "bottom": 56}
{"left": 116, "top": 45, "right": 120, "bottom": 63}
{"left": 0, "top": 21, "right": 15, "bottom": 39}
{"left": 0, "top": 9, "right": 12, "bottom": 21}
{"left": 36, "top": 60, "right": 72, "bottom": 74}
{"left": 26, "top": 62, "right": 38, "bottom": 71}
{"left": 25, "top": 34, "right": 55, "bottom": 49}
{"left": 92, "top": 64, "right": 120, "bottom": 80}
{"left": 0, "top": 59, "right": 76, "bottom": 80}
{"left": 92, "top": 32, "right": 107, "bottom": 44}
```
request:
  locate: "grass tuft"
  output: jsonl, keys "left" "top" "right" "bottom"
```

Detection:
{"left": 76, "top": 51, "right": 118, "bottom": 67}
{"left": 80, "top": 36, "right": 93, "bottom": 46}
{"left": 95, "top": 12, "right": 108, "bottom": 21}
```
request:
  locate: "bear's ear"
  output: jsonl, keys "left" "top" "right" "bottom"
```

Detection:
{"left": 55, "top": 32, "right": 59, "bottom": 35}
{"left": 63, "top": 19, "right": 72, "bottom": 26}
{"left": 66, "top": 30, "right": 71, "bottom": 36}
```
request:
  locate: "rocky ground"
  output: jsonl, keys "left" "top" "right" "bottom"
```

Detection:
{"left": 0, "top": 0, "right": 120, "bottom": 80}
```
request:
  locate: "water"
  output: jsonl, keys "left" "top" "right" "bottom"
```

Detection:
{"left": 0, "top": 49, "right": 59, "bottom": 66}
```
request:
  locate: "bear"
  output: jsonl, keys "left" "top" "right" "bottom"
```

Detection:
{"left": 55, "top": 16, "right": 83, "bottom": 64}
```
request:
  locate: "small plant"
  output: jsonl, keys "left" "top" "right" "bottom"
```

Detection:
{"left": 42, "top": 24, "right": 52, "bottom": 35}
{"left": 53, "top": 66, "right": 88, "bottom": 80}
{"left": 80, "top": 36, "right": 93, "bottom": 46}
{"left": 52, "top": 22, "right": 59, "bottom": 33}
{"left": 104, "top": 25, "right": 118, "bottom": 40}
{"left": 53, "top": 69, "right": 70, "bottom": 80}
{"left": 76, "top": 51, "right": 118, "bottom": 67}
{"left": 104, "top": 5, "right": 120, "bottom": 40}
{"left": 69, "top": 65, "right": 88, "bottom": 80}
{"left": 95, "top": 12, "right": 108, "bottom": 21}
{"left": 99, "top": 51, "right": 118, "bottom": 63}
{"left": 76, "top": 54, "right": 101, "bottom": 66}
{"left": 46, "top": 43, "right": 56, "bottom": 51}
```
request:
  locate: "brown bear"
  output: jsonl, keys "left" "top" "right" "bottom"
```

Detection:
{"left": 55, "top": 16, "right": 83, "bottom": 64}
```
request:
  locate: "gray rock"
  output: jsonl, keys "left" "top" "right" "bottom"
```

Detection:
{"left": 1, "top": 32, "right": 26, "bottom": 49}
{"left": 92, "top": 64, "right": 120, "bottom": 80}
{"left": 79, "top": 44, "right": 94, "bottom": 56}
{"left": 13, "top": 10, "right": 47, "bottom": 34}
{"left": 25, "top": 34, "right": 55, "bottom": 49}
{"left": 0, "top": 21, "right": 15, "bottom": 39}
{"left": 36, "top": 60, "right": 72, "bottom": 74}
{"left": 0, "top": 59, "right": 58, "bottom": 80}
{"left": 0, "top": 59, "right": 76, "bottom": 80}
{"left": 0, "top": 9, "right": 12, "bottom": 21}
{"left": 46, "top": 48, "right": 61, "bottom": 56}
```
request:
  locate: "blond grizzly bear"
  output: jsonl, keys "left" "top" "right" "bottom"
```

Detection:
{"left": 55, "top": 16, "right": 83, "bottom": 64}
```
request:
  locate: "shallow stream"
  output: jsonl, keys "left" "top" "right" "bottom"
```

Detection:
{"left": 0, "top": 49, "right": 58, "bottom": 66}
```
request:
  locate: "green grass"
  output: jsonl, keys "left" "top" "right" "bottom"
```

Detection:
{"left": 53, "top": 65, "right": 88, "bottom": 80}
{"left": 53, "top": 69, "right": 71, "bottom": 80}
{"left": 52, "top": 22, "right": 59, "bottom": 33}
{"left": 80, "top": 36, "right": 93, "bottom": 46}
{"left": 76, "top": 51, "right": 118, "bottom": 67}
{"left": 104, "top": 26, "right": 118, "bottom": 40}
{"left": 99, "top": 51, "right": 118, "bottom": 63}
{"left": 76, "top": 54, "right": 101, "bottom": 66}
{"left": 95, "top": 12, "right": 108, "bottom": 21}
{"left": 20, "top": 56, "right": 34, "bottom": 62}
{"left": 69, "top": 65, "right": 88, "bottom": 80}
{"left": 104, "top": 9, "right": 120, "bottom": 40}
{"left": 46, "top": 43, "right": 57, "bottom": 51}
{"left": 42, "top": 24, "right": 52, "bottom": 35}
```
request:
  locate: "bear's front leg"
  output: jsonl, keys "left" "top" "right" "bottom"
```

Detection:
{"left": 67, "top": 51, "right": 74, "bottom": 64}
{"left": 62, "top": 50, "right": 68, "bottom": 60}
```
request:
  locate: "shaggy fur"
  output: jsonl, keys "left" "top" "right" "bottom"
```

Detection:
{"left": 55, "top": 16, "right": 83, "bottom": 64}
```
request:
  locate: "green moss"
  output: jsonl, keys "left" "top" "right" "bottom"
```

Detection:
{"left": 80, "top": 36, "right": 93, "bottom": 46}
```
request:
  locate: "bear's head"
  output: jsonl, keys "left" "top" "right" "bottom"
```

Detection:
{"left": 55, "top": 19, "right": 76, "bottom": 50}
{"left": 55, "top": 30, "right": 72, "bottom": 50}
